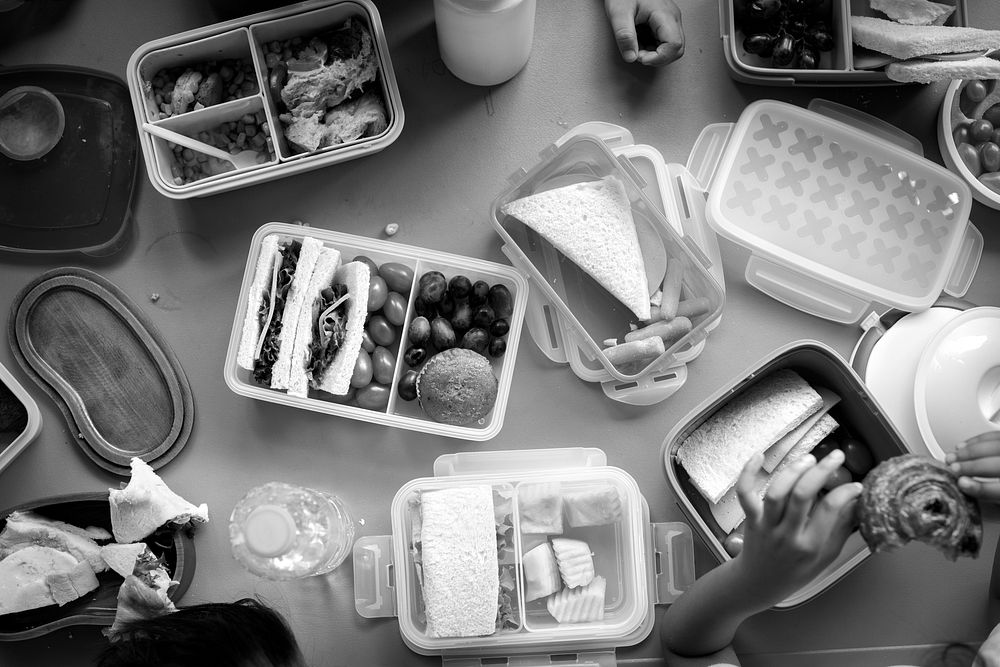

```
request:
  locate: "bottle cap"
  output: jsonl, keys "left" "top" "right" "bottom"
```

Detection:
{"left": 244, "top": 504, "right": 296, "bottom": 558}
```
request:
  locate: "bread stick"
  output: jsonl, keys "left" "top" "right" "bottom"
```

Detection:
{"left": 660, "top": 259, "right": 684, "bottom": 320}
{"left": 624, "top": 316, "right": 692, "bottom": 345}
{"left": 603, "top": 337, "right": 664, "bottom": 366}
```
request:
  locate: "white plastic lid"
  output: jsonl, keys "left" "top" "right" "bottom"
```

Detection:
{"left": 245, "top": 504, "right": 296, "bottom": 558}
{"left": 915, "top": 307, "right": 1000, "bottom": 460}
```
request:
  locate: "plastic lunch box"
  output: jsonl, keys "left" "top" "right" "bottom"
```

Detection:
{"left": 0, "top": 359, "right": 41, "bottom": 476}
{"left": 490, "top": 125, "right": 727, "bottom": 405}
{"left": 720, "top": 0, "right": 969, "bottom": 86}
{"left": 223, "top": 222, "right": 527, "bottom": 441}
{"left": 126, "top": 0, "right": 402, "bottom": 198}
{"left": 353, "top": 448, "right": 696, "bottom": 661}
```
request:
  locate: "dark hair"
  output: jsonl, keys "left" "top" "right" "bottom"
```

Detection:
{"left": 95, "top": 598, "right": 305, "bottom": 667}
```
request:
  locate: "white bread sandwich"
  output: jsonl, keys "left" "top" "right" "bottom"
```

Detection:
{"left": 288, "top": 259, "right": 370, "bottom": 398}
{"left": 870, "top": 0, "right": 955, "bottom": 26}
{"left": 499, "top": 176, "right": 651, "bottom": 320}
{"left": 851, "top": 16, "right": 1000, "bottom": 61}
{"left": 0, "top": 545, "right": 99, "bottom": 615}
{"left": 886, "top": 56, "right": 1000, "bottom": 83}
{"left": 0, "top": 511, "right": 109, "bottom": 575}
{"left": 760, "top": 386, "right": 840, "bottom": 473}
{"left": 109, "top": 457, "right": 208, "bottom": 544}
{"left": 677, "top": 369, "right": 823, "bottom": 504}
{"left": 236, "top": 234, "right": 324, "bottom": 390}
{"left": 416, "top": 485, "right": 499, "bottom": 638}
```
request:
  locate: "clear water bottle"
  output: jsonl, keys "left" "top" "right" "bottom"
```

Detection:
{"left": 229, "top": 482, "right": 355, "bottom": 580}
{"left": 433, "top": 0, "right": 536, "bottom": 86}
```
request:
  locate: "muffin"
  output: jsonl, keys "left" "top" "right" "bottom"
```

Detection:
{"left": 416, "top": 349, "right": 498, "bottom": 426}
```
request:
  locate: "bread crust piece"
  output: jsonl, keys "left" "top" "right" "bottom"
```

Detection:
{"left": 886, "top": 56, "right": 1000, "bottom": 83}
{"left": 270, "top": 236, "right": 324, "bottom": 391}
{"left": 237, "top": 234, "right": 280, "bottom": 370}
{"left": 286, "top": 245, "right": 342, "bottom": 398}
{"left": 851, "top": 16, "right": 1000, "bottom": 60}
{"left": 858, "top": 454, "right": 982, "bottom": 560}
{"left": 871, "top": 0, "right": 955, "bottom": 26}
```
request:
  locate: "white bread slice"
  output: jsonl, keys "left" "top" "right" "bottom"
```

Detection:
{"left": 710, "top": 413, "right": 839, "bottom": 533}
{"left": 0, "top": 511, "right": 108, "bottom": 574}
{"left": 420, "top": 486, "right": 498, "bottom": 638}
{"left": 851, "top": 16, "right": 1000, "bottom": 61}
{"left": 761, "top": 386, "right": 840, "bottom": 473}
{"left": 546, "top": 576, "right": 606, "bottom": 623}
{"left": 269, "top": 236, "right": 324, "bottom": 391}
{"left": 100, "top": 543, "right": 149, "bottom": 579}
{"left": 886, "top": 56, "right": 1000, "bottom": 83}
{"left": 870, "top": 0, "right": 955, "bottom": 26}
{"left": 0, "top": 546, "right": 97, "bottom": 614}
{"left": 313, "top": 261, "right": 370, "bottom": 396}
{"left": 237, "top": 234, "right": 281, "bottom": 370}
{"left": 286, "top": 245, "right": 343, "bottom": 398}
{"left": 500, "top": 176, "right": 651, "bottom": 320}
{"left": 677, "top": 369, "right": 823, "bottom": 504}
{"left": 109, "top": 458, "right": 209, "bottom": 544}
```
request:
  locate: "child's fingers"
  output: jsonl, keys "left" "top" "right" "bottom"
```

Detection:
{"left": 808, "top": 482, "right": 862, "bottom": 549}
{"left": 948, "top": 457, "right": 1000, "bottom": 478}
{"left": 605, "top": 0, "right": 639, "bottom": 62}
{"left": 957, "top": 476, "right": 1000, "bottom": 503}
{"left": 762, "top": 455, "right": 815, "bottom": 526}
{"left": 736, "top": 452, "right": 765, "bottom": 524}
{"left": 946, "top": 434, "right": 1000, "bottom": 463}
{"left": 782, "top": 450, "right": 845, "bottom": 529}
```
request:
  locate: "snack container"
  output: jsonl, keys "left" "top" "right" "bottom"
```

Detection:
{"left": 490, "top": 128, "right": 725, "bottom": 390}
{"left": 938, "top": 78, "right": 1000, "bottom": 211}
{"left": 223, "top": 223, "right": 527, "bottom": 441}
{"left": 126, "top": 0, "right": 403, "bottom": 198}
{"left": 662, "top": 341, "right": 910, "bottom": 609}
{"left": 687, "top": 98, "right": 981, "bottom": 325}
{"left": 353, "top": 448, "right": 696, "bottom": 660}
{"left": 720, "top": 0, "right": 969, "bottom": 86}
{"left": 0, "top": 359, "right": 41, "bottom": 476}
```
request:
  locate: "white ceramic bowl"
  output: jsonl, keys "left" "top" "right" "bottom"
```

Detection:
{"left": 938, "top": 78, "right": 1000, "bottom": 211}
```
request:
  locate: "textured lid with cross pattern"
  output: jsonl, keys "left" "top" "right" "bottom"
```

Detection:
{"left": 707, "top": 100, "right": 972, "bottom": 313}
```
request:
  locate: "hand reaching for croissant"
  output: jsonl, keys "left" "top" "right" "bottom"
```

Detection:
{"left": 947, "top": 433, "right": 1000, "bottom": 503}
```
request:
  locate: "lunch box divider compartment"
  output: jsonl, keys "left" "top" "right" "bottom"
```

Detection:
{"left": 662, "top": 341, "right": 910, "bottom": 609}
{"left": 491, "top": 125, "right": 725, "bottom": 401}
{"left": 0, "top": 360, "right": 41, "bottom": 476}
{"left": 127, "top": 0, "right": 403, "bottom": 199}
{"left": 719, "top": 0, "right": 969, "bottom": 86}
{"left": 224, "top": 222, "right": 527, "bottom": 441}
{"left": 353, "top": 448, "right": 696, "bottom": 660}
{"left": 686, "top": 98, "right": 981, "bottom": 325}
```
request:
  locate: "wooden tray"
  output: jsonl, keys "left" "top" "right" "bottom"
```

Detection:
{"left": 8, "top": 268, "right": 194, "bottom": 475}
{"left": 0, "top": 492, "right": 196, "bottom": 641}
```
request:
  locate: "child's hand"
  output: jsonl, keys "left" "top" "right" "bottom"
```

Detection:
{"left": 734, "top": 450, "right": 862, "bottom": 606}
{"left": 947, "top": 433, "right": 1000, "bottom": 502}
{"left": 604, "top": 0, "right": 684, "bottom": 66}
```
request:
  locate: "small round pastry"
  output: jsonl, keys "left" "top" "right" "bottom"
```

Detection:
{"left": 858, "top": 454, "right": 982, "bottom": 560}
{"left": 416, "top": 348, "right": 498, "bottom": 426}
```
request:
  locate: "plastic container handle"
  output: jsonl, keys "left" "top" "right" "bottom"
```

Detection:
{"left": 433, "top": 447, "right": 608, "bottom": 477}
{"left": 808, "top": 99, "right": 924, "bottom": 156}
{"left": 500, "top": 245, "right": 568, "bottom": 365}
{"left": 943, "top": 222, "right": 983, "bottom": 298}
{"left": 601, "top": 363, "right": 688, "bottom": 406}
{"left": 553, "top": 120, "right": 635, "bottom": 151}
{"left": 352, "top": 535, "right": 396, "bottom": 619}
{"left": 685, "top": 122, "right": 735, "bottom": 192}
{"left": 652, "top": 522, "right": 696, "bottom": 604}
{"left": 441, "top": 651, "right": 618, "bottom": 667}
{"left": 745, "top": 255, "right": 871, "bottom": 324}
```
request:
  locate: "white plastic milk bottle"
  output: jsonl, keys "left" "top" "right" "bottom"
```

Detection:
{"left": 433, "top": 0, "right": 536, "bottom": 86}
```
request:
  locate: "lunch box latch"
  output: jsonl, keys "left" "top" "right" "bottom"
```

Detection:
{"left": 353, "top": 535, "right": 397, "bottom": 619}
{"left": 441, "top": 650, "right": 618, "bottom": 667}
{"left": 651, "top": 521, "right": 695, "bottom": 605}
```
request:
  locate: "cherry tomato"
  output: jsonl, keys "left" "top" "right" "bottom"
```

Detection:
{"left": 822, "top": 466, "right": 853, "bottom": 492}
{"left": 372, "top": 346, "right": 395, "bottom": 385}
{"left": 382, "top": 291, "right": 407, "bottom": 326}
{"left": 367, "top": 314, "right": 396, "bottom": 347}
{"left": 356, "top": 383, "right": 390, "bottom": 411}
{"left": 969, "top": 119, "right": 994, "bottom": 143}
{"left": 723, "top": 531, "right": 744, "bottom": 558}
{"left": 980, "top": 142, "right": 1000, "bottom": 173}
{"left": 351, "top": 349, "right": 373, "bottom": 388}
{"left": 964, "top": 79, "right": 988, "bottom": 104}
{"left": 842, "top": 437, "right": 875, "bottom": 477}
{"left": 953, "top": 124, "right": 971, "bottom": 147}
{"left": 378, "top": 262, "right": 415, "bottom": 294}
{"left": 959, "top": 143, "right": 983, "bottom": 177}
{"left": 360, "top": 329, "right": 376, "bottom": 354}
{"left": 367, "top": 276, "right": 388, "bottom": 312}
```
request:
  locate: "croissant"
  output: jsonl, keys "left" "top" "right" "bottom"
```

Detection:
{"left": 858, "top": 454, "right": 982, "bottom": 560}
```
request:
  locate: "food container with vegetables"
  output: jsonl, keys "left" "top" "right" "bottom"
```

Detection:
{"left": 353, "top": 447, "right": 695, "bottom": 658}
{"left": 0, "top": 359, "right": 40, "bottom": 477}
{"left": 223, "top": 222, "right": 527, "bottom": 441}
{"left": 490, "top": 124, "right": 725, "bottom": 406}
{"left": 662, "top": 341, "right": 910, "bottom": 608}
{"left": 721, "top": 0, "right": 969, "bottom": 85}
{"left": 127, "top": 0, "right": 402, "bottom": 198}
{"left": 939, "top": 77, "right": 1000, "bottom": 210}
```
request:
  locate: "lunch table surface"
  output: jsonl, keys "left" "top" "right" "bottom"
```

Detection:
{"left": 1, "top": 1, "right": 999, "bottom": 665}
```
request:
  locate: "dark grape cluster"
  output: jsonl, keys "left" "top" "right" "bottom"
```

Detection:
{"left": 736, "top": 0, "right": 834, "bottom": 69}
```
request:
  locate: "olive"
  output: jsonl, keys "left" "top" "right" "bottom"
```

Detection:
{"left": 460, "top": 328, "right": 490, "bottom": 356}
{"left": 356, "top": 383, "right": 391, "bottom": 411}
{"left": 372, "top": 346, "right": 395, "bottom": 385}
{"left": 981, "top": 142, "right": 1000, "bottom": 173}
{"left": 743, "top": 33, "right": 776, "bottom": 56}
{"left": 378, "top": 262, "right": 415, "bottom": 294}
{"left": 414, "top": 297, "right": 437, "bottom": 320}
{"left": 448, "top": 275, "right": 472, "bottom": 300}
{"left": 807, "top": 28, "right": 834, "bottom": 52}
{"left": 488, "top": 337, "right": 507, "bottom": 358}
{"left": 361, "top": 329, "right": 376, "bottom": 354}
{"left": 798, "top": 45, "right": 819, "bottom": 69}
{"left": 959, "top": 142, "right": 983, "bottom": 176}
{"left": 964, "top": 79, "right": 989, "bottom": 104}
{"left": 970, "top": 119, "right": 995, "bottom": 143}
{"left": 353, "top": 255, "right": 381, "bottom": 279}
{"left": 488, "top": 284, "right": 514, "bottom": 320}
{"left": 367, "top": 275, "right": 388, "bottom": 312}
{"left": 404, "top": 346, "right": 427, "bottom": 367}
{"left": 418, "top": 271, "right": 448, "bottom": 305}
{"left": 351, "top": 349, "right": 373, "bottom": 388}
{"left": 748, "top": 0, "right": 781, "bottom": 21}
{"left": 822, "top": 466, "right": 853, "bottom": 492}
{"left": 430, "top": 317, "right": 456, "bottom": 351}
{"left": 490, "top": 318, "right": 510, "bottom": 337}
{"left": 842, "top": 438, "right": 875, "bottom": 477}
{"left": 397, "top": 370, "right": 418, "bottom": 401}
{"left": 382, "top": 291, "right": 408, "bottom": 326}
{"left": 408, "top": 316, "right": 432, "bottom": 347}
{"left": 472, "top": 304, "right": 495, "bottom": 329}
{"left": 771, "top": 33, "right": 796, "bottom": 67}
{"left": 470, "top": 280, "right": 490, "bottom": 306}
{"left": 451, "top": 301, "right": 473, "bottom": 333}
{"left": 438, "top": 292, "right": 456, "bottom": 318}
{"left": 367, "top": 314, "right": 396, "bottom": 348}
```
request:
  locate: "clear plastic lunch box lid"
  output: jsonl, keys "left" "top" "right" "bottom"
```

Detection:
{"left": 490, "top": 131, "right": 725, "bottom": 386}
{"left": 353, "top": 448, "right": 695, "bottom": 660}
{"left": 687, "top": 99, "right": 982, "bottom": 324}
